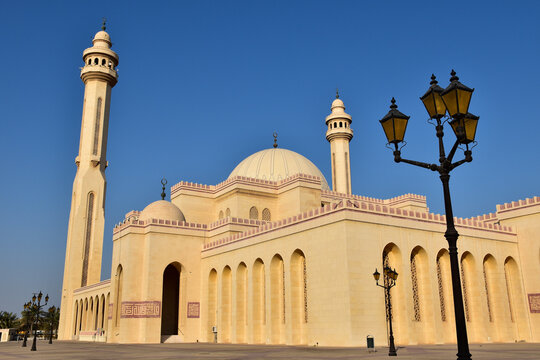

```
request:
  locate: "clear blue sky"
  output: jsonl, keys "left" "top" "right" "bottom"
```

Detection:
{"left": 1, "top": 1, "right": 539, "bottom": 314}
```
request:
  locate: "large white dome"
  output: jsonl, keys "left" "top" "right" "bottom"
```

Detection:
{"left": 228, "top": 148, "right": 330, "bottom": 190}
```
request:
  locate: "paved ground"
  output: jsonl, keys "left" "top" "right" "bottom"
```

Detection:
{"left": 1, "top": 340, "right": 539, "bottom": 360}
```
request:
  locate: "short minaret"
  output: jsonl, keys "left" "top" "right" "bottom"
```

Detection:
{"left": 325, "top": 91, "right": 353, "bottom": 194}
{"left": 58, "top": 23, "right": 119, "bottom": 339}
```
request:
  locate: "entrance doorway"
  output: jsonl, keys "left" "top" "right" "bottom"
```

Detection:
{"left": 161, "top": 263, "right": 180, "bottom": 336}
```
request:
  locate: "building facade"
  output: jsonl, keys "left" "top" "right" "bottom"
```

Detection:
{"left": 58, "top": 27, "right": 540, "bottom": 346}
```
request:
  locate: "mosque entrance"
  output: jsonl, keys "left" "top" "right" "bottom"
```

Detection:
{"left": 161, "top": 263, "right": 180, "bottom": 337}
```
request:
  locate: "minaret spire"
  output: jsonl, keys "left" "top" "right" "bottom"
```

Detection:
{"left": 325, "top": 93, "right": 353, "bottom": 194}
{"left": 101, "top": 17, "right": 106, "bottom": 31}
{"left": 58, "top": 25, "right": 119, "bottom": 340}
{"left": 273, "top": 132, "right": 278, "bottom": 148}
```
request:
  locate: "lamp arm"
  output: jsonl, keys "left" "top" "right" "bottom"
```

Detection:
{"left": 446, "top": 138, "right": 460, "bottom": 163}
{"left": 450, "top": 150, "right": 473, "bottom": 170}
{"left": 397, "top": 156, "right": 439, "bottom": 172}
{"left": 375, "top": 282, "right": 387, "bottom": 289}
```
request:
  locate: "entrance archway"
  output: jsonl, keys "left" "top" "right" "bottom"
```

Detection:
{"left": 161, "top": 263, "right": 181, "bottom": 336}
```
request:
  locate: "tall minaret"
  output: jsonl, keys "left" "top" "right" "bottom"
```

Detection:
{"left": 58, "top": 23, "right": 119, "bottom": 339}
{"left": 325, "top": 91, "right": 353, "bottom": 194}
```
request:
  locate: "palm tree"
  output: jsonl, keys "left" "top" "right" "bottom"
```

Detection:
{"left": 0, "top": 311, "right": 19, "bottom": 328}
{"left": 44, "top": 306, "right": 60, "bottom": 343}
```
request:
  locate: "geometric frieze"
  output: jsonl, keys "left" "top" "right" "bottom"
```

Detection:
{"left": 121, "top": 301, "right": 161, "bottom": 318}
{"left": 529, "top": 294, "right": 540, "bottom": 313}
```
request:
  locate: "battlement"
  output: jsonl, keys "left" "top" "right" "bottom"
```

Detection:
{"left": 496, "top": 196, "right": 540, "bottom": 212}
{"left": 113, "top": 214, "right": 268, "bottom": 235}
{"left": 170, "top": 173, "right": 323, "bottom": 196}
{"left": 203, "top": 198, "right": 514, "bottom": 252}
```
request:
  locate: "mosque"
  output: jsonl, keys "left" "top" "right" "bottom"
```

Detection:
{"left": 57, "top": 26, "right": 540, "bottom": 346}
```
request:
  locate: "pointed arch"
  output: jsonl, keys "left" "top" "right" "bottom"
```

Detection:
{"left": 81, "top": 192, "right": 95, "bottom": 287}
{"left": 483, "top": 254, "right": 504, "bottom": 341}
{"left": 99, "top": 294, "right": 106, "bottom": 331}
{"left": 410, "top": 246, "right": 435, "bottom": 343}
{"left": 161, "top": 262, "right": 181, "bottom": 336}
{"left": 207, "top": 269, "right": 218, "bottom": 342}
{"left": 220, "top": 266, "right": 232, "bottom": 343}
{"left": 113, "top": 264, "right": 123, "bottom": 328}
{"left": 460, "top": 252, "right": 482, "bottom": 342}
{"left": 94, "top": 295, "right": 99, "bottom": 330}
{"left": 249, "top": 207, "right": 258, "bottom": 220}
{"left": 436, "top": 249, "right": 455, "bottom": 343}
{"left": 504, "top": 256, "right": 528, "bottom": 341}
{"left": 270, "top": 254, "right": 285, "bottom": 344}
{"left": 262, "top": 208, "right": 271, "bottom": 221}
{"left": 73, "top": 300, "right": 79, "bottom": 336}
{"left": 291, "top": 249, "right": 307, "bottom": 344}
{"left": 225, "top": 208, "right": 231, "bottom": 217}
{"left": 252, "top": 258, "right": 265, "bottom": 343}
{"left": 382, "top": 243, "right": 407, "bottom": 345}
{"left": 235, "top": 262, "right": 248, "bottom": 343}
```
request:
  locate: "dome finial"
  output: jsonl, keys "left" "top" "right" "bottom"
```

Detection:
{"left": 336, "top": 88, "right": 340, "bottom": 99}
{"left": 273, "top": 132, "right": 278, "bottom": 148}
{"left": 101, "top": 17, "right": 107, "bottom": 31}
{"left": 161, "top": 178, "right": 167, "bottom": 200}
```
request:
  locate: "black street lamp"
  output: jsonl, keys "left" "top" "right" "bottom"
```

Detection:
{"left": 26, "top": 291, "right": 48, "bottom": 351}
{"left": 379, "top": 70, "right": 476, "bottom": 360}
{"left": 48, "top": 306, "right": 56, "bottom": 344}
{"left": 21, "top": 302, "right": 31, "bottom": 347}
{"left": 373, "top": 267, "right": 399, "bottom": 356}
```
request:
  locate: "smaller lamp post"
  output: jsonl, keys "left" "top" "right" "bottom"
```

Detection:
{"left": 27, "top": 291, "right": 48, "bottom": 351}
{"left": 21, "top": 302, "right": 31, "bottom": 347}
{"left": 48, "top": 306, "right": 56, "bottom": 344}
{"left": 373, "top": 267, "right": 399, "bottom": 356}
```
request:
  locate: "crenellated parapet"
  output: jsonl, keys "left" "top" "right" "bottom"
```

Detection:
{"left": 497, "top": 196, "right": 540, "bottom": 213}
{"left": 171, "top": 173, "right": 324, "bottom": 196}
{"left": 203, "top": 197, "right": 514, "bottom": 252}
{"left": 113, "top": 213, "right": 269, "bottom": 235}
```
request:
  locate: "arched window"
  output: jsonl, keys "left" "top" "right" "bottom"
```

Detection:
{"left": 249, "top": 206, "right": 258, "bottom": 220}
{"left": 92, "top": 98, "right": 102, "bottom": 156}
{"left": 339, "top": 122, "right": 343, "bottom": 127}
{"left": 225, "top": 208, "right": 231, "bottom": 217}
{"left": 114, "top": 265, "right": 123, "bottom": 327}
{"left": 101, "top": 59, "right": 106, "bottom": 66}
{"left": 483, "top": 258, "right": 493, "bottom": 322}
{"left": 218, "top": 210, "right": 224, "bottom": 220}
{"left": 460, "top": 257, "right": 470, "bottom": 322}
{"left": 235, "top": 263, "right": 248, "bottom": 342}
{"left": 411, "top": 251, "right": 421, "bottom": 321}
{"left": 81, "top": 192, "right": 94, "bottom": 287}
{"left": 262, "top": 208, "right": 271, "bottom": 221}
{"left": 87, "top": 59, "right": 91, "bottom": 65}
{"left": 207, "top": 269, "right": 217, "bottom": 342}
{"left": 94, "top": 58, "right": 98, "bottom": 65}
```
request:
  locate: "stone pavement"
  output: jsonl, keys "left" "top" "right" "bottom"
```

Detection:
{"left": 1, "top": 340, "right": 539, "bottom": 359}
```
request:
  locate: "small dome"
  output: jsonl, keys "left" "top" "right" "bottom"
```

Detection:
{"left": 326, "top": 97, "right": 352, "bottom": 123}
{"left": 92, "top": 30, "right": 112, "bottom": 48}
{"left": 228, "top": 148, "right": 330, "bottom": 190}
{"left": 331, "top": 98, "right": 344, "bottom": 109}
{"left": 139, "top": 200, "right": 186, "bottom": 222}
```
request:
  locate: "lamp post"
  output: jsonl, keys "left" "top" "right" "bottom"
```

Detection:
{"left": 27, "top": 291, "right": 48, "bottom": 351}
{"left": 378, "top": 70, "right": 477, "bottom": 360}
{"left": 48, "top": 306, "right": 56, "bottom": 344}
{"left": 21, "top": 302, "right": 31, "bottom": 347}
{"left": 373, "top": 267, "right": 399, "bottom": 356}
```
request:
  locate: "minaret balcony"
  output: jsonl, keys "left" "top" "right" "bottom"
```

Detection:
{"left": 326, "top": 127, "right": 353, "bottom": 142}
{"left": 80, "top": 65, "right": 118, "bottom": 86}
